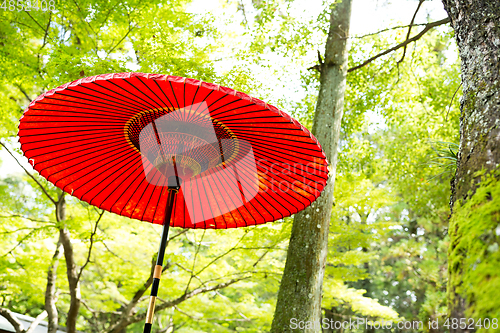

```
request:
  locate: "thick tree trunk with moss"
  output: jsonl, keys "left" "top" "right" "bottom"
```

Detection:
{"left": 441, "top": 1, "right": 500, "bottom": 331}
{"left": 271, "top": 1, "right": 352, "bottom": 332}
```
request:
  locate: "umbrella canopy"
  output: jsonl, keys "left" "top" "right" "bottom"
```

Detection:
{"left": 18, "top": 72, "right": 328, "bottom": 228}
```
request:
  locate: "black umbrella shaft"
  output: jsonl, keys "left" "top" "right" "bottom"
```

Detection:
{"left": 144, "top": 188, "right": 177, "bottom": 333}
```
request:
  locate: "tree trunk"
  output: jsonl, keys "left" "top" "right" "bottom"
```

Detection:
{"left": 45, "top": 238, "right": 62, "bottom": 333}
{"left": 271, "top": 1, "right": 352, "bottom": 332}
{"left": 55, "top": 193, "right": 82, "bottom": 333}
{"left": 441, "top": 1, "right": 500, "bottom": 331}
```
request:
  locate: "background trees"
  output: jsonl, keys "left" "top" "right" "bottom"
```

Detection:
{"left": 2, "top": 0, "right": 493, "bottom": 332}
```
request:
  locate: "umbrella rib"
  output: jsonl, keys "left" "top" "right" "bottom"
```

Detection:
{"left": 183, "top": 79, "right": 186, "bottom": 113}
{"left": 217, "top": 164, "right": 266, "bottom": 223}
{"left": 27, "top": 135, "right": 127, "bottom": 163}
{"left": 125, "top": 175, "right": 155, "bottom": 220}
{"left": 21, "top": 130, "right": 126, "bottom": 155}
{"left": 51, "top": 143, "right": 137, "bottom": 191}
{"left": 138, "top": 166, "right": 165, "bottom": 222}
{"left": 205, "top": 94, "right": 240, "bottom": 114}
{"left": 60, "top": 87, "right": 147, "bottom": 115}
{"left": 244, "top": 162, "right": 311, "bottom": 208}
{"left": 207, "top": 167, "right": 245, "bottom": 227}
{"left": 105, "top": 163, "right": 146, "bottom": 216}
{"left": 209, "top": 167, "right": 246, "bottom": 229}
{"left": 236, "top": 156, "right": 312, "bottom": 208}
{"left": 24, "top": 111, "right": 131, "bottom": 122}
{"left": 87, "top": 81, "right": 155, "bottom": 111}
{"left": 195, "top": 175, "right": 208, "bottom": 228}
{"left": 198, "top": 172, "right": 220, "bottom": 228}
{"left": 251, "top": 150, "right": 326, "bottom": 175}
{"left": 205, "top": 89, "right": 231, "bottom": 111}
{"left": 190, "top": 174, "right": 199, "bottom": 228}
{"left": 232, "top": 133, "right": 323, "bottom": 154}
{"left": 151, "top": 120, "right": 168, "bottom": 165}
{"left": 115, "top": 79, "right": 159, "bottom": 111}
{"left": 22, "top": 118, "right": 128, "bottom": 126}
{"left": 214, "top": 166, "right": 256, "bottom": 226}
{"left": 215, "top": 161, "right": 286, "bottom": 217}
{"left": 86, "top": 82, "right": 151, "bottom": 111}
{"left": 28, "top": 98, "right": 137, "bottom": 117}
{"left": 51, "top": 90, "right": 141, "bottom": 114}
{"left": 182, "top": 189, "right": 187, "bottom": 228}
{"left": 209, "top": 104, "right": 259, "bottom": 119}
{"left": 41, "top": 137, "right": 132, "bottom": 178}
{"left": 167, "top": 81, "right": 182, "bottom": 110}
{"left": 135, "top": 76, "right": 168, "bottom": 110}
{"left": 219, "top": 123, "right": 302, "bottom": 132}
{"left": 252, "top": 148, "right": 327, "bottom": 174}
{"left": 19, "top": 125, "right": 125, "bottom": 134}
{"left": 106, "top": 79, "right": 158, "bottom": 114}
{"left": 252, "top": 154, "right": 326, "bottom": 186}
{"left": 152, "top": 79, "right": 177, "bottom": 112}
{"left": 80, "top": 83, "right": 150, "bottom": 112}
{"left": 204, "top": 170, "right": 231, "bottom": 228}
{"left": 98, "top": 164, "right": 146, "bottom": 211}
{"left": 214, "top": 104, "right": 274, "bottom": 119}
{"left": 230, "top": 128, "right": 316, "bottom": 145}
{"left": 186, "top": 92, "right": 213, "bottom": 123}
{"left": 187, "top": 84, "right": 200, "bottom": 124}
{"left": 66, "top": 156, "right": 141, "bottom": 209}
{"left": 238, "top": 139, "right": 324, "bottom": 162}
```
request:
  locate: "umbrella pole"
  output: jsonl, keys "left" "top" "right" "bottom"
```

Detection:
{"left": 144, "top": 185, "right": 178, "bottom": 333}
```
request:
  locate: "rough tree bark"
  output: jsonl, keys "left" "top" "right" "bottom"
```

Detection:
{"left": 441, "top": 0, "right": 500, "bottom": 332}
{"left": 271, "top": 1, "right": 352, "bottom": 331}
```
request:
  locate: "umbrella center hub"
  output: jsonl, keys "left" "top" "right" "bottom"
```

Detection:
{"left": 124, "top": 107, "right": 238, "bottom": 179}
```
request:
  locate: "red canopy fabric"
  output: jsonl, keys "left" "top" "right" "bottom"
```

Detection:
{"left": 18, "top": 73, "right": 328, "bottom": 229}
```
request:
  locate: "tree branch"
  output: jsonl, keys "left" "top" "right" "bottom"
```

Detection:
{"left": 195, "top": 230, "right": 250, "bottom": 276}
{"left": 351, "top": 22, "right": 429, "bottom": 39}
{"left": 23, "top": 11, "right": 45, "bottom": 32}
{"left": 130, "top": 278, "right": 248, "bottom": 326}
{"left": 106, "top": 24, "right": 136, "bottom": 56}
{"left": 77, "top": 210, "right": 105, "bottom": 281}
{"left": 15, "top": 84, "right": 32, "bottom": 103}
{"left": 40, "top": 13, "right": 52, "bottom": 50}
{"left": 397, "top": 0, "right": 425, "bottom": 64}
{"left": 174, "top": 305, "right": 251, "bottom": 322}
{"left": 184, "top": 230, "right": 206, "bottom": 293}
{"left": 1, "top": 226, "right": 53, "bottom": 257}
{"left": 25, "top": 311, "right": 48, "bottom": 333}
{"left": 0, "top": 141, "right": 56, "bottom": 204}
{"left": 106, "top": 254, "right": 170, "bottom": 333}
{"left": 347, "top": 17, "right": 450, "bottom": 73}
{"left": 0, "top": 308, "right": 24, "bottom": 333}
{"left": 0, "top": 214, "right": 56, "bottom": 225}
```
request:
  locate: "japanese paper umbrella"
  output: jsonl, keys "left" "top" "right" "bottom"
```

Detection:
{"left": 18, "top": 72, "right": 329, "bottom": 332}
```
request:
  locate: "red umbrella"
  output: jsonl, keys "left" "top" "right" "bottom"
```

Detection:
{"left": 18, "top": 72, "right": 328, "bottom": 332}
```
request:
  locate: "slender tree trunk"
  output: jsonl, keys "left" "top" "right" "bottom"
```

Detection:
{"left": 55, "top": 193, "right": 81, "bottom": 333}
{"left": 271, "top": 1, "right": 352, "bottom": 331}
{"left": 441, "top": 1, "right": 500, "bottom": 332}
{"left": 45, "top": 238, "right": 62, "bottom": 333}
